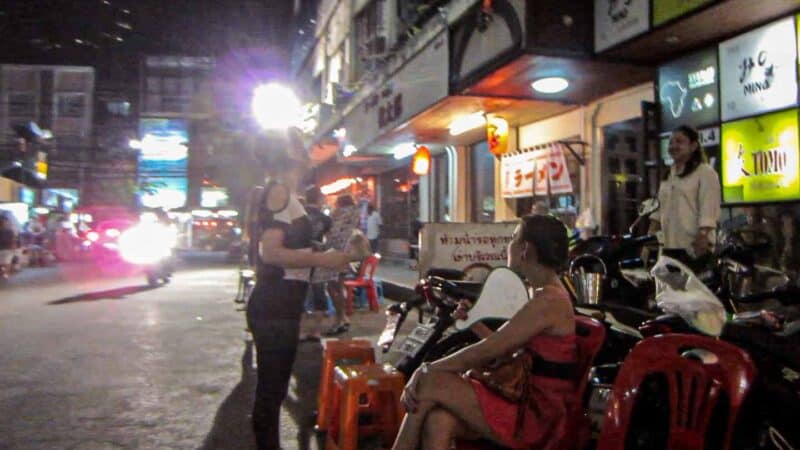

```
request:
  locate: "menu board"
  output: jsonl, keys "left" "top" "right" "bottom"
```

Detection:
{"left": 719, "top": 17, "right": 799, "bottom": 121}
{"left": 721, "top": 108, "right": 800, "bottom": 204}
{"left": 659, "top": 47, "right": 719, "bottom": 131}
{"left": 594, "top": 0, "right": 649, "bottom": 52}
{"left": 653, "top": 0, "right": 713, "bottom": 27}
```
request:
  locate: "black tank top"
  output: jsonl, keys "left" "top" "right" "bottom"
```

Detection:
{"left": 255, "top": 192, "right": 312, "bottom": 281}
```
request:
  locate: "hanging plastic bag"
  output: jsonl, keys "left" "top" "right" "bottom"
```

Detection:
{"left": 650, "top": 256, "right": 727, "bottom": 336}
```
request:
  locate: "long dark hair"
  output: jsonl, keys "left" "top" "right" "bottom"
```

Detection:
{"left": 519, "top": 214, "right": 569, "bottom": 271}
{"left": 672, "top": 125, "right": 707, "bottom": 178}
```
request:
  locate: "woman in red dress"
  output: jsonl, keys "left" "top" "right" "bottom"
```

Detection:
{"left": 392, "top": 214, "right": 577, "bottom": 450}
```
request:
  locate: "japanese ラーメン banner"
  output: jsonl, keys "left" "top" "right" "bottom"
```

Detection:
{"left": 418, "top": 222, "right": 518, "bottom": 279}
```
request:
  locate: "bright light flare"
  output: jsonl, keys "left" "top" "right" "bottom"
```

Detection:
{"left": 87, "top": 231, "right": 100, "bottom": 242}
{"left": 448, "top": 111, "right": 485, "bottom": 136}
{"left": 118, "top": 223, "right": 177, "bottom": 265}
{"left": 252, "top": 83, "right": 302, "bottom": 130}
{"left": 392, "top": 142, "right": 417, "bottom": 160}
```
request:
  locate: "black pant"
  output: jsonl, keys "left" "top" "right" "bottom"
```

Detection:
{"left": 246, "top": 280, "right": 307, "bottom": 450}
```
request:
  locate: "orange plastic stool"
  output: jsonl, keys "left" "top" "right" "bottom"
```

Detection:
{"left": 316, "top": 339, "right": 376, "bottom": 432}
{"left": 325, "top": 363, "right": 406, "bottom": 450}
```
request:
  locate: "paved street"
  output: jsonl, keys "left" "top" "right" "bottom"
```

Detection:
{"left": 0, "top": 255, "right": 408, "bottom": 450}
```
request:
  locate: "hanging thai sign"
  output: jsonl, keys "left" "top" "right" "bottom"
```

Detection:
{"left": 652, "top": 0, "right": 713, "bottom": 27}
{"left": 501, "top": 152, "right": 537, "bottom": 198}
{"left": 533, "top": 144, "right": 574, "bottom": 195}
{"left": 501, "top": 144, "right": 573, "bottom": 198}
{"left": 487, "top": 116, "right": 509, "bottom": 156}
{"left": 658, "top": 47, "right": 719, "bottom": 131}
{"left": 344, "top": 32, "right": 448, "bottom": 150}
{"left": 594, "top": 0, "right": 650, "bottom": 52}
{"left": 721, "top": 108, "right": 800, "bottom": 204}
{"left": 719, "top": 17, "right": 798, "bottom": 122}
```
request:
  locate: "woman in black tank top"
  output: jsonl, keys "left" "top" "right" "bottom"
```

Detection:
{"left": 245, "top": 128, "right": 349, "bottom": 450}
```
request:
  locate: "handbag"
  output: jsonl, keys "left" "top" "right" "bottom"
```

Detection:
{"left": 466, "top": 349, "right": 534, "bottom": 438}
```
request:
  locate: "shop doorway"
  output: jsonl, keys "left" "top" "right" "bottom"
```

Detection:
{"left": 602, "top": 118, "right": 645, "bottom": 235}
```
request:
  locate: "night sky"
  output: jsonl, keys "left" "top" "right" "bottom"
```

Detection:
{"left": 0, "top": 0, "right": 296, "bottom": 79}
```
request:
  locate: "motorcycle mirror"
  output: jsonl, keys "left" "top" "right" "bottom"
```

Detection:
{"left": 638, "top": 198, "right": 660, "bottom": 217}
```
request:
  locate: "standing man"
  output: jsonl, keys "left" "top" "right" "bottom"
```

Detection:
{"left": 366, "top": 204, "right": 382, "bottom": 253}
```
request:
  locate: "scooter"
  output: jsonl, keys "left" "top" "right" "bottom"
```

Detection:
{"left": 118, "top": 219, "right": 177, "bottom": 287}
{"left": 586, "top": 255, "right": 800, "bottom": 449}
{"left": 380, "top": 266, "right": 530, "bottom": 377}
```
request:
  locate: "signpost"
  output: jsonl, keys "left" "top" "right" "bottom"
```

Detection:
{"left": 721, "top": 108, "right": 800, "bottom": 204}
{"left": 719, "top": 17, "right": 798, "bottom": 121}
{"left": 658, "top": 47, "right": 719, "bottom": 131}
{"left": 594, "top": 0, "right": 650, "bottom": 52}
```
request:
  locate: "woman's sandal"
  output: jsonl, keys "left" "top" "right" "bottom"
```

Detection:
{"left": 324, "top": 323, "right": 350, "bottom": 336}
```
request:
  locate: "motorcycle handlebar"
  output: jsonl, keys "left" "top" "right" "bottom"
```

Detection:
{"left": 427, "top": 277, "right": 482, "bottom": 302}
{"left": 734, "top": 286, "right": 800, "bottom": 306}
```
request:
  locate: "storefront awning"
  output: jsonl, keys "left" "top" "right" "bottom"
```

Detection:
{"left": 460, "top": 54, "right": 653, "bottom": 104}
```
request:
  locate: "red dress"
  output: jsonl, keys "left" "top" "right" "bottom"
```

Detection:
{"left": 469, "top": 292, "right": 577, "bottom": 449}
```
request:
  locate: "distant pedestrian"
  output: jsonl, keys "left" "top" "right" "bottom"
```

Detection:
{"left": 366, "top": 204, "right": 382, "bottom": 253}
{"left": 315, "top": 194, "right": 360, "bottom": 336}
{"left": 302, "top": 185, "right": 333, "bottom": 342}
{"left": 0, "top": 215, "right": 17, "bottom": 276}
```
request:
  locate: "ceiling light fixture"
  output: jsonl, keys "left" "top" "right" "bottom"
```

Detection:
{"left": 531, "top": 77, "right": 569, "bottom": 94}
{"left": 392, "top": 142, "right": 417, "bottom": 160}
{"left": 449, "top": 111, "right": 486, "bottom": 136}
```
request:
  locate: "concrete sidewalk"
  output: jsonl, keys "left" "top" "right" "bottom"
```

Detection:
{"left": 375, "top": 258, "right": 419, "bottom": 302}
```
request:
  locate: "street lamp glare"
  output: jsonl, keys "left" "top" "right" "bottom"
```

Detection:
{"left": 252, "top": 83, "right": 302, "bottom": 130}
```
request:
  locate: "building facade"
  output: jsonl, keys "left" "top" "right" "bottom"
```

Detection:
{"left": 293, "top": 0, "right": 800, "bottom": 259}
{"left": 0, "top": 64, "right": 94, "bottom": 207}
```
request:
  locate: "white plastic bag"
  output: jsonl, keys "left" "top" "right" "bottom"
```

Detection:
{"left": 650, "top": 256, "right": 727, "bottom": 336}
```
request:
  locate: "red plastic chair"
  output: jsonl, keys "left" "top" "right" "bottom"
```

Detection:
{"left": 455, "top": 316, "right": 606, "bottom": 450}
{"left": 342, "top": 254, "right": 380, "bottom": 315}
{"left": 597, "top": 334, "right": 757, "bottom": 450}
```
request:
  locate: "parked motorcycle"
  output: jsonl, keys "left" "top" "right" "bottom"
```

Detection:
{"left": 379, "top": 266, "right": 529, "bottom": 377}
{"left": 586, "top": 255, "right": 800, "bottom": 449}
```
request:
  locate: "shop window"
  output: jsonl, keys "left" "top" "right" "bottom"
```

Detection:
{"left": 378, "top": 167, "right": 418, "bottom": 240}
{"left": 431, "top": 152, "right": 450, "bottom": 222}
{"left": 470, "top": 141, "right": 495, "bottom": 223}
{"left": 8, "top": 93, "right": 36, "bottom": 117}
{"left": 56, "top": 94, "right": 86, "bottom": 118}
{"left": 603, "top": 118, "right": 645, "bottom": 235}
{"left": 354, "top": 0, "right": 387, "bottom": 79}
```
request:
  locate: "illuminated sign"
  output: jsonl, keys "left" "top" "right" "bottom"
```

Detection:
{"left": 721, "top": 109, "right": 800, "bottom": 203}
{"left": 201, "top": 188, "right": 229, "bottom": 208}
{"left": 652, "top": 0, "right": 713, "bottom": 27}
{"left": 658, "top": 47, "right": 719, "bottom": 131}
{"left": 594, "top": 0, "right": 650, "bottom": 52}
{"left": 719, "top": 17, "right": 798, "bottom": 121}
{"left": 138, "top": 118, "right": 189, "bottom": 209}
{"left": 320, "top": 178, "right": 356, "bottom": 195}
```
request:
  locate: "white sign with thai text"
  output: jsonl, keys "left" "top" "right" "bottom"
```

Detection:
{"left": 418, "top": 222, "right": 517, "bottom": 278}
{"left": 719, "top": 17, "right": 798, "bottom": 121}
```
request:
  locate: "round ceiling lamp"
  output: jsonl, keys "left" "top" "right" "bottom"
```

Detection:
{"left": 531, "top": 77, "right": 569, "bottom": 94}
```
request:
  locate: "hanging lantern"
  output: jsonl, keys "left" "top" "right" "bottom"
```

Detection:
{"left": 412, "top": 145, "right": 431, "bottom": 176}
{"left": 487, "top": 115, "right": 509, "bottom": 156}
